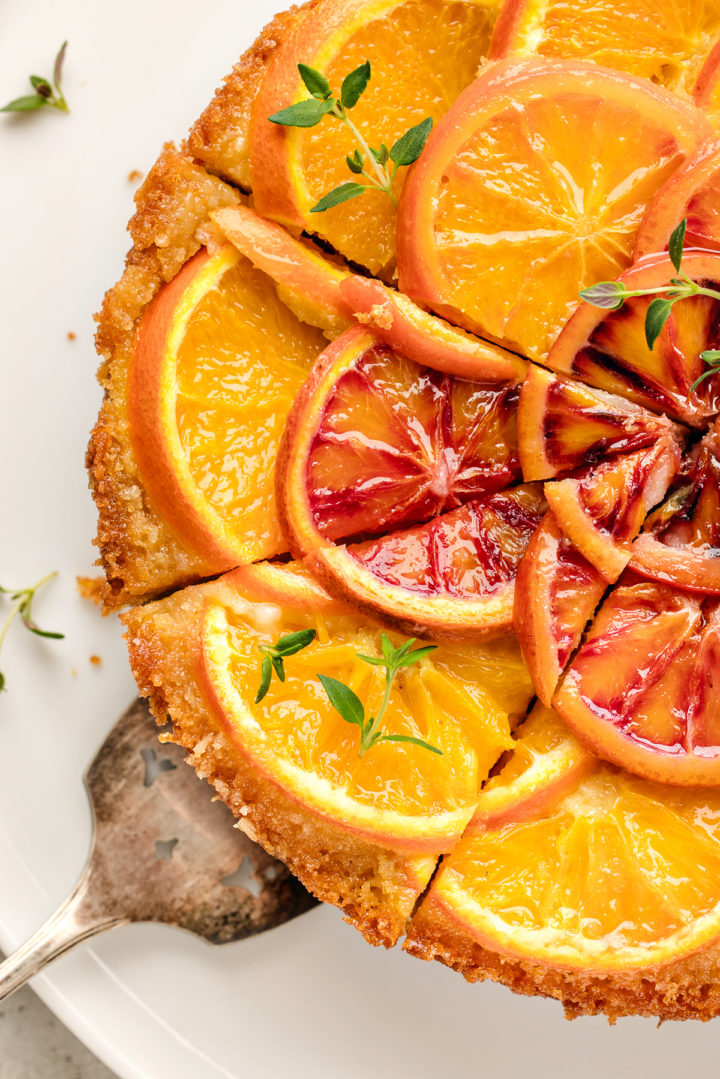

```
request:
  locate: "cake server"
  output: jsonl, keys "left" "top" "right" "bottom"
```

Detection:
{"left": 0, "top": 697, "right": 317, "bottom": 1001}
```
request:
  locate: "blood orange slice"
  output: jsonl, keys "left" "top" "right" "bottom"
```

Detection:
{"left": 635, "top": 138, "right": 720, "bottom": 259}
{"left": 250, "top": 0, "right": 502, "bottom": 274}
{"left": 518, "top": 364, "right": 675, "bottom": 481}
{"left": 548, "top": 251, "right": 720, "bottom": 425}
{"left": 631, "top": 422, "right": 720, "bottom": 594}
{"left": 544, "top": 438, "right": 683, "bottom": 581}
{"left": 406, "top": 754, "right": 720, "bottom": 986}
{"left": 397, "top": 58, "right": 710, "bottom": 360}
{"left": 280, "top": 325, "right": 522, "bottom": 548}
{"left": 554, "top": 576, "right": 720, "bottom": 786}
{"left": 490, "top": 0, "right": 720, "bottom": 95}
{"left": 306, "top": 484, "right": 546, "bottom": 639}
{"left": 694, "top": 40, "right": 720, "bottom": 127}
{"left": 514, "top": 513, "right": 607, "bottom": 707}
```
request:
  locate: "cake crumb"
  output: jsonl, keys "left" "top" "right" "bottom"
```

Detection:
{"left": 67, "top": 331, "right": 76, "bottom": 341}
{"left": 89, "top": 654, "right": 102, "bottom": 666}
{"left": 76, "top": 575, "right": 104, "bottom": 605}
{"left": 127, "top": 169, "right": 143, "bottom": 183}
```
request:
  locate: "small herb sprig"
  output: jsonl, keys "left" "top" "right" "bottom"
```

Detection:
{"left": 318, "top": 635, "right": 442, "bottom": 757}
{"left": 0, "top": 572, "right": 64, "bottom": 691}
{"left": 579, "top": 219, "right": 720, "bottom": 392}
{"left": 255, "top": 628, "right": 317, "bottom": 703}
{"left": 269, "top": 60, "right": 432, "bottom": 213}
{"left": 1, "top": 42, "right": 69, "bottom": 115}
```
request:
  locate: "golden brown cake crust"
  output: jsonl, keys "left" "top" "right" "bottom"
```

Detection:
{"left": 122, "top": 577, "right": 436, "bottom": 947}
{"left": 88, "top": 146, "right": 240, "bottom": 608}
{"left": 187, "top": 1, "right": 319, "bottom": 188}
{"left": 405, "top": 891, "right": 720, "bottom": 1022}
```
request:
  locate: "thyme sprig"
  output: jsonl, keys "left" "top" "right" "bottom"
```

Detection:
{"left": 318, "top": 634, "right": 442, "bottom": 757}
{"left": 0, "top": 572, "right": 64, "bottom": 692}
{"left": 255, "top": 628, "right": 317, "bottom": 703}
{"left": 579, "top": 219, "right": 720, "bottom": 391}
{"left": 1, "top": 42, "right": 69, "bottom": 115}
{"left": 269, "top": 60, "right": 432, "bottom": 212}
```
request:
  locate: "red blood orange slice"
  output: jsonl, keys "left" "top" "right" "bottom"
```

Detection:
{"left": 306, "top": 484, "right": 546, "bottom": 638}
{"left": 548, "top": 251, "right": 720, "bottom": 426}
{"left": 514, "top": 513, "right": 607, "bottom": 707}
{"left": 631, "top": 421, "right": 720, "bottom": 594}
{"left": 544, "top": 438, "right": 683, "bottom": 582}
{"left": 554, "top": 576, "right": 720, "bottom": 786}
{"left": 518, "top": 364, "right": 676, "bottom": 481}
{"left": 280, "top": 325, "right": 522, "bottom": 548}
{"left": 635, "top": 138, "right": 720, "bottom": 259}
{"left": 397, "top": 58, "right": 710, "bottom": 360}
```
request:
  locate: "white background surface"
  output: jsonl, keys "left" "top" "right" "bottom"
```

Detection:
{"left": 2, "top": 1, "right": 720, "bottom": 1075}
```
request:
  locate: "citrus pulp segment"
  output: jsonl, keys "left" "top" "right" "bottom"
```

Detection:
{"left": 518, "top": 365, "right": 676, "bottom": 481}
{"left": 694, "top": 40, "right": 720, "bottom": 127}
{"left": 280, "top": 325, "right": 522, "bottom": 552}
{"left": 635, "top": 138, "right": 720, "bottom": 258}
{"left": 210, "top": 204, "right": 354, "bottom": 336}
{"left": 127, "top": 243, "right": 326, "bottom": 569}
{"left": 305, "top": 485, "right": 547, "bottom": 639}
{"left": 406, "top": 760, "right": 720, "bottom": 984}
{"left": 250, "top": 0, "right": 502, "bottom": 274}
{"left": 631, "top": 422, "right": 720, "bottom": 594}
{"left": 548, "top": 251, "right": 720, "bottom": 425}
{"left": 340, "top": 275, "right": 528, "bottom": 381}
{"left": 470, "top": 702, "right": 593, "bottom": 828}
{"left": 554, "top": 576, "right": 720, "bottom": 786}
{"left": 544, "top": 438, "right": 683, "bottom": 581}
{"left": 513, "top": 513, "right": 607, "bottom": 707}
{"left": 396, "top": 58, "right": 711, "bottom": 360}
{"left": 490, "top": 0, "right": 720, "bottom": 95}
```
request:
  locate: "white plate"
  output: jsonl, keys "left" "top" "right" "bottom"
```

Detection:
{"left": 1, "top": 0, "right": 720, "bottom": 1073}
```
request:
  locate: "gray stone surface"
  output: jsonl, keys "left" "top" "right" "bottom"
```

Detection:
{"left": 0, "top": 956, "right": 116, "bottom": 1079}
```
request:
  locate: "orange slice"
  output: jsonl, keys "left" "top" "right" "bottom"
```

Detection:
{"left": 250, "top": 0, "right": 502, "bottom": 274}
{"left": 127, "top": 243, "right": 326, "bottom": 567}
{"left": 198, "top": 560, "right": 531, "bottom": 849}
{"left": 305, "top": 484, "right": 546, "bottom": 639}
{"left": 555, "top": 576, "right": 720, "bottom": 786}
{"left": 544, "top": 438, "right": 683, "bottom": 581}
{"left": 407, "top": 752, "right": 720, "bottom": 980}
{"left": 548, "top": 250, "right": 720, "bottom": 425}
{"left": 514, "top": 513, "right": 607, "bottom": 707}
{"left": 339, "top": 275, "right": 527, "bottom": 381}
{"left": 397, "top": 58, "right": 710, "bottom": 360}
{"left": 490, "top": 0, "right": 720, "bottom": 95}
{"left": 518, "top": 365, "right": 675, "bottom": 481}
{"left": 631, "top": 422, "right": 720, "bottom": 594}
{"left": 635, "top": 138, "right": 720, "bottom": 259}
{"left": 280, "top": 325, "right": 522, "bottom": 548}
{"left": 210, "top": 203, "right": 354, "bottom": 335}
{"left": 470, "top": 701, "right": 593, "bottom": 828}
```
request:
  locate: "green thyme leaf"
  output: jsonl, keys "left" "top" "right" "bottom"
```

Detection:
{"left": 645, "top": 297, "right": 675, "bottom": 350}
{"left": 1, "top": 95, "right": 47, "bottom": 112}
{"left": 274, "top": 628, "right": 316, "bottom": 656}
{"left": 700, "top": 349, "right": 720, "bottom": 364}
{"left": 269, "top": 98, "right": 335, "bottom": 127}
{"left": 298, "top": 63, "right": 332, "bottom": 100}
{"left": 690, "top": 350, "right": 720, "bottom": 393}
{"left": 578, "top": 280, "right": 627, "bottom": 309}
{"left": 53, "top": 41, "right": 68, "bottom": 90}
{"left": 0, "top": 571, "right": 63, "bottom": 692}
{"left": 30, "top": 76, "right": 52, "bottom": 97}
{"left": 668, "top": 218, "right": 687, "bottom": 274}
{"left": 340, "top": 60, "right": 371, "bottom": 109}
{"left": 255, "top": 656, "right": 273, "bottom": 703}
{"left": 390, "top": 117, "right": 433, "bottom": 167}
{"left": 346, "top": 149, "right": 364, "bottom": 174}
{"left": 310, "top": 182, "right": 365, "bottom": 213}
{"left": 270, "top": 654, "right": 285, "bottom": 682}
{"left": 394, "top": 644, "right": 437, "bottom": 668}
{"left": 318, "top": 674, "right": 365, "bottom": 727}
{"left": 378, "top": 733, "right": 443, "bottom": 754}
